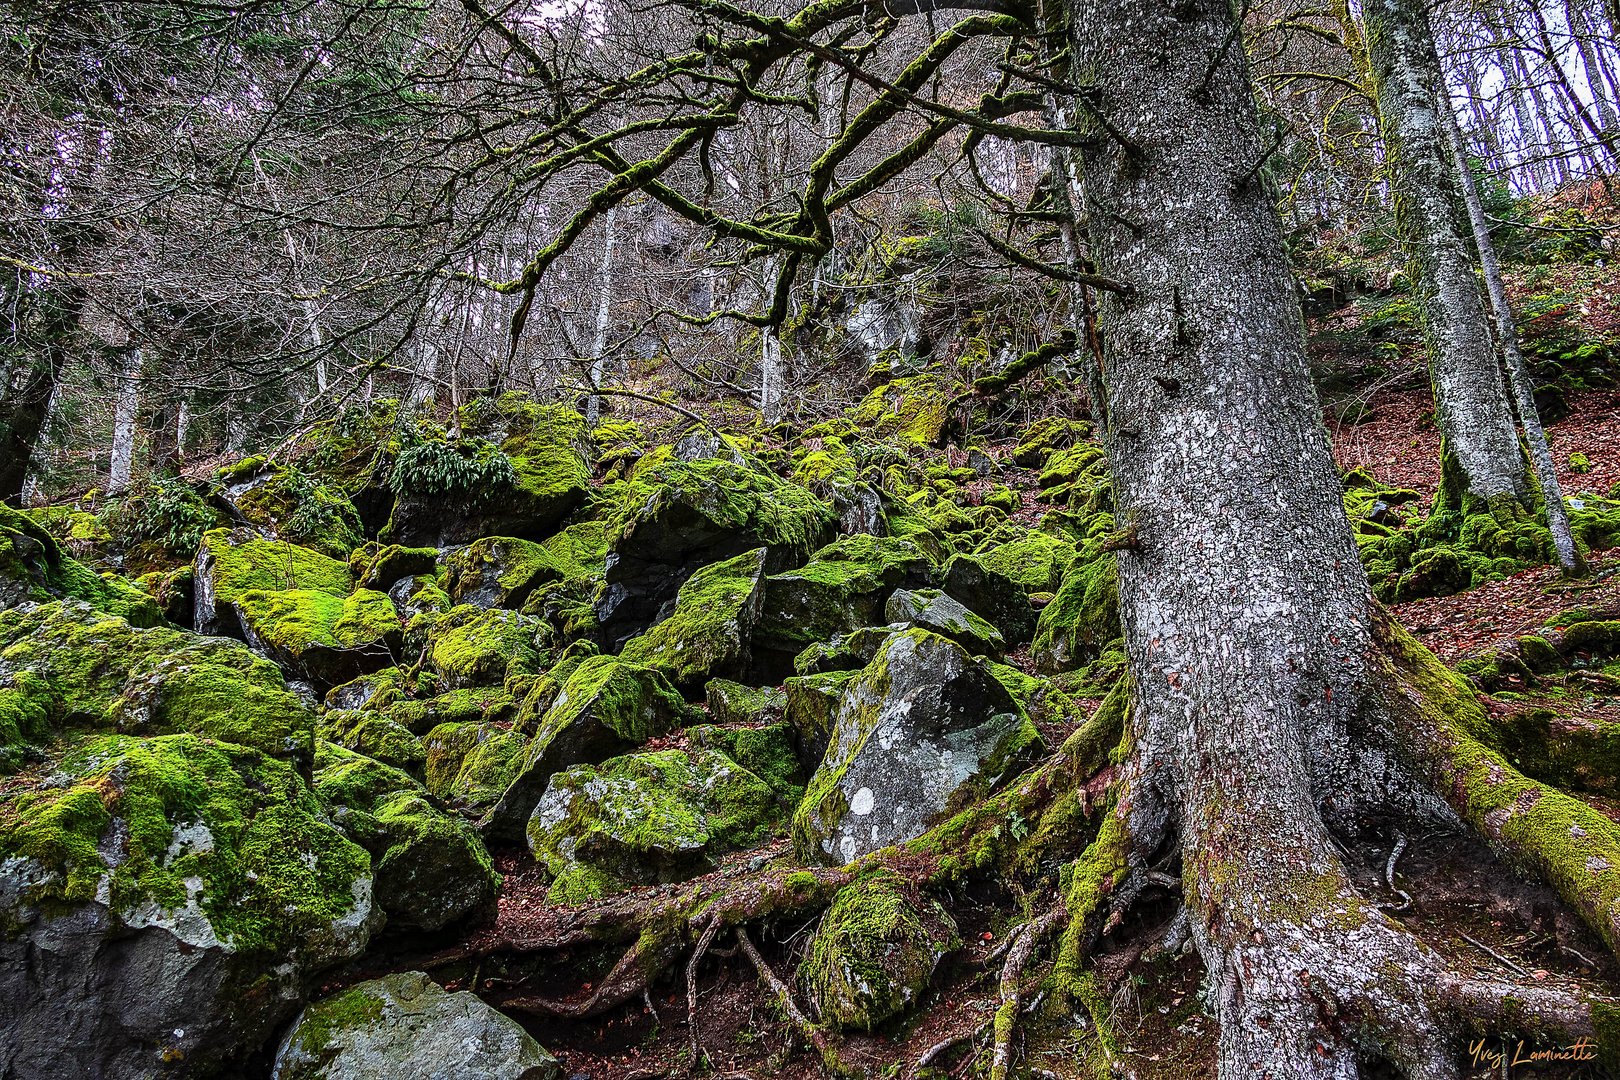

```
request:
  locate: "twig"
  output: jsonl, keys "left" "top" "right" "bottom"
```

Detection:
{"left": 1382, "top": 831, "right": 1412, "bottom": 914}
{"left": 735, "top": 927, "right": 843, "bottom": 1070}
{"left": 1458, "top": 931, "right": 1529, "bottom": 976}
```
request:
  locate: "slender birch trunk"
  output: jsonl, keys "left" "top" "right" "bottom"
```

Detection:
{"left": 107, "top": 346, "right": 142, "bottom": 495}
{"left": 1440, "top": 99, "right": 1585, "bottom": 576}
{"left": 586, "top": 205, "right": 618, "bottom": 427}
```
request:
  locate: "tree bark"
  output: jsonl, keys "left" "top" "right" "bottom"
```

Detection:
{"left": 1064, "top": 1, "right": 1612, "bottom": 1073}
{"left": 1365, "top": 0, "right": 1530, "bottom": 511}
{"left": 107, "top": 346, "right": 142, "bottom": 495}
{"left": 1439, "top": 100, "right": 1585, "bottom": 577}
{"left": 0, "top": 287, "right": 78, "bottom": 506}
{"left": 586, "top": 205, "right": 618, "bottom": 428}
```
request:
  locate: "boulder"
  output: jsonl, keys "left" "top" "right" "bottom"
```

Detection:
{"left": 704, "top": 678, "right": 785, "bottom": 725}
{"left": 0, "top": 734, "right": 380, "bottom": 1078}
{"left": 194, "top": 528, "right": 351, "bottom": 638}
{"left": 234, "top": 587, "right": 402, "bottom": 687}
{"left": 527, "top": 748, "right": 778, "bottom": 903}
{"left": 750, "top": 535, "right": 933, "bottom": 679}
{"left": 411, "top": 605, "right": 545, "bottom": 692}
{"left": 313, "top": 743, "right": 499, "bottom": 931}
{"left": 883, "top": 588, "right": 1004, "bottom": 656}
{"left": 355, "top": 544, "right": 440, "bottom": 590}
{"left": 318, "top": 710, "right": 427, "bottom": 776}
{"left": 0, "top": 503, "right": 160, "bottom": 626}
{"left": 1029, "top": 545, "right": 1119, "bottom": 674}
{"left": 799, "top": 868, "right": 958, "bottom": 1030}
{"left": 619, "top": 548, "right": 769, "bottom": 692}
{"left": 0, "top": 600, "right": 316, "bottom": 771}
{"left": 593, "top": 449, "right": 834, "bottom": 645}
{"left": 216, "top": 460, "right": 364, "bottom": 559}
{"left": 481, "top": 656, "right": 689, "bottom": 842}
{"left": 384, "top": 398, "right": 589, "bottom": 548}
{"left": 423, "top": 721, "right": 528, "bottom": 808}
{"left": 388, "top": 573, "right": 451, "bottom": 621}
{"left": 792, "top": 629, "right": 1043, "bottom": 865}
{"left": 941, "top": 554, "right": 1035, "bottom": 644}
{"left": 273, "top": 971, "right": 560, "bottom": 1080}
{"left": 782, "top": 669, "right": 861, "bottom": 771}
{"left": 792, "top": 627, "right": 895, "bottom": 676}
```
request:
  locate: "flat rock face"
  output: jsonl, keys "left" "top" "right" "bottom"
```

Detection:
{"left": 883, "top": 588, "right": 1004, "bottom": 656}
{"left": 792, "top": 629, "right": 1043, "bottom": 865}
{"left": 273, "top": 971, "right": 560, "bottom": 1080}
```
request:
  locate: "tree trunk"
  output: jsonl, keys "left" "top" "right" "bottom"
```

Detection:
{"left": 758, "top": 255, "right": 784, "bottom": 423}
{"left": 586, "top": 205, "right": 618, "bottom": 428}
{"left": 1439, "top": 101, "right": 1585, "bottom": 578}
{"left": 0, "top": 287, "right": 78, "bottom": 506}
{"left": 1064, "top": 1, "right": 1610, "bottom": 1073}
{"left": 1365, "top": 0, "right": 1530, "bottom": 511}
{"left": 107, "top": 346, "right": 142, "bottom": 495}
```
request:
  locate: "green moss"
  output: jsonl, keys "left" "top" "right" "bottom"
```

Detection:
{"left": 685, "top": 722, "right": 805, "bottom": 803}
{"left": 291, "top": 985, "right": 386, "bottom": 1059}
{"left": 234, "top": 588, "right": 399, "bottom": 653}
{"left": 422, "top": 721, "right": 527, "bottom": 807}
{"left": 850, "top": 374, "right": 955, "bottom": 447}
{"left": 226, "top": 463, "right": 364, "bottom": 558}
{"left": 1030, "top": 524, "right": 1120, "bottom": 674}
{"left": 619, "top": 548, "right": 766, "bottom": 691}
{"left": 704, "top": 679, "right": 785, "bottom": 725}
{"left": 526, "top": 747, "right": 778, "bottom": 900}
{"left": 0, "top": 601, "right": 315, "bottom": 765}
{"left": 798, "top": 867, "right": 957, "bottom": 1030}
{"left": 385, "top": 686, "right": 516, "bottom": 735}
{"left": 198, "top": 528, "right": 352, "bottom": 606}
{"left": 417, "top": 605, "right": 544, "bottom": 690}
{"left": 1, "top": 504, "right": 161, "bottom": 625}
{"left": 1012, "top": 417, "right": 1090, "bottom": 467}
{"left": 444, "top": 533, "right": 597, "bottom": 610}
{"left": 0, "top": 733, "right": 372, "bottom": 953}
{"left": 317, "top": 710, "right": 426, "bottom": 776}
{"left": 754, "top": 535, "right": 933, "bottom": 660}
{"left": 355, "top": 545, "right": 439, "bottom": 590}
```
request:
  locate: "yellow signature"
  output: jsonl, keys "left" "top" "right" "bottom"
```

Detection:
{"left": 1470, "top": 1038, "right": 1600, "bottom": 1072}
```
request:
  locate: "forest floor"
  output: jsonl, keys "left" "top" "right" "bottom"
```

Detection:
{"left": 325, "top": 374, "right": 1620, "bottom": 1080}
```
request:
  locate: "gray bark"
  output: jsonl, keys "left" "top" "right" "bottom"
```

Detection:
{"left": 107, "top": 346, "right": 142, "bottom": 495}
{"left": 586, "top": 205, "right": 618, "bottom": 427}
{"left": 1439, "top": 101, "right": 1584, "bottom": 576}
{"left": 1366, "top": 0, "right": 1530, "bottom": 508}
{"left": 1067, "top": 1, "right": 1465, "bottom": 1074}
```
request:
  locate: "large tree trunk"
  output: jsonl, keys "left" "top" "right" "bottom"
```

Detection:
{"left": 1364, "top": 0, "right": 1530, "bottom": 511}
{"left": 0, "top": 287, "right": 78, "bottom": 506}
{"left": 1064, "top": 1, "right": 1608, "bottom": 1073}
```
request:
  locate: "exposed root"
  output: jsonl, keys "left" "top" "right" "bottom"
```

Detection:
{"left": 989, "top": 907, "right": 1065, "bottom": 1080}
{"left": 1383, "top": 830, "right": 1412, "bottom": 913}
{"left": 686, "top": 914, "right": 723, "bottom": 1067}
{"left": 734, "top": 926, "right": 849, "bottom": 1076}
{"left": 504, "top": 922, "right": 687, "bottom": 1019}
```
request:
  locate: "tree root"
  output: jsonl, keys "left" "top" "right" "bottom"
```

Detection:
{"left": 735, "top": 926, "right": 850, "bottom": 1076}
{"left": 687, "top": 914, "right": 723, "bottom": 1067}
{"left": 989, "top": 907, "right": 1065, "bottom": 1080}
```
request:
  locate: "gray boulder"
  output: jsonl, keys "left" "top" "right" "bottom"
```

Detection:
{"left": 791, "top": 629, "right": 1043, "bottom": 865}
{"left": 274, "top": 971, "right": 560, "bottom": 1080}
{"left": 883, "top": 588, "right": 1004, "bottom": 656}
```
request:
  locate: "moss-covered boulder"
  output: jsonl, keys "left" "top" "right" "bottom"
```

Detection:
{"left": 423, "top": 720, "right": 527, "bottom": 808}
{"left": 235, "top": 587, "right": 402, "bottom": 686}
{"left": 219, "top": 460, "right": 365, "bottom": 559}
{"left": 619, "top": 548, "right": 768, "bottom": 692}
{"left": 313, "top": 743, "right": 499, "bottom": 931}
{"left": 318, "top": 709, "right": 426, "bottom": 777}
{"left": 412, "top": 605, "right": 545, "bottom": 691}
{"left": 750, "top": 535, "right": 934, "bottom": 679}
{"left": 799, "top": 868, "right": 959, "bottom": 1030}
{"left": 273, "top": 971, "right": 560, "bottom": 1080}
{"left": 481, "top": 655, "right": 690, "bottom": 841}
{"left": 355, "top": 544, "right": 440, "bottom": 590}
{"left": 326, "top": 667, "right": 411, "bottom": 712}
{"left": 792, "top": 627, "right": 896, "bottom": 676}
{"left": 1012, "top": 416, "right": 1090, "bottom": 467}
{"left": 0, "top": 600, "right": 316, "bottom": 771}
{"left": 0, "top": 734, "right": 380, "bottom": 1077}
{"left": 940, "top": 553, "right": 1036, "bottom": 644}
{"left": 445, "top": 533, "right": 583, "bottom": 611}
{"left": 1, "top": 503, "right": 161, "bottom": 625}
{"left": 793, "top": 629, "right": 1043, "bottom": 865}
{"left": 1029, "top": 527, "right": 1120, "bottom": 673}
{"left": 851, "top": 374, "right": 954, "bottom": 447}
{"left": 884, "top": 588, "right": 1004, "bottom": 656}
{"left": 526, "top": 747, "right": 778, "bottom": 903}
{"left": 194, "top": 528, "right": 352, "bottom": 638}
{"left": 685, "top": 721, "right": 805, "bottom": 804}
{"left": 783, "top": 668, "right": 861, "bottom": 771}
{"left": 385, "top": 396, "right": 590, "bottom": 548}
{"left": 384, "top": 686, "right": 517, "bottom": 735}
{"left": 705, "top": 678, "right": 786, "bottom": 725}
{"left": 594, "top": 448, "right": 834, "bottom": 644}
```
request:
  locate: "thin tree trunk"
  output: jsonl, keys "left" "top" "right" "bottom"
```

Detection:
{"left": 586, "top": 205, "right": 618, "bottom": 427}
{"left": 0, "top": 288, "right": 77, "bottom": 505}
{"left": 758, "top": 256, "right": 784, "bottom": 423}
{"left": 1365, "top": 0, "right": 1531, "bottom": 511}
{"left": 107, "top": 346, "right": 142, "bottom": 495}
{"left": 1440, "top": 100, "right": 1585, "bottom": 577}
{"left": 1566, "top": 0, "right": 1620, "bottom": 121}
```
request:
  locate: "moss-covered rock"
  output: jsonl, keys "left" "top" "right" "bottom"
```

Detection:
{"left": 1, "top": 503, "right": 161, "bottom": 626}
{"left": 798, "top": 868, "right": 959, "bottom": 1030}
{"left": 940, "top": 553, "right": 1036, "bottom": 644}
{"left": 685, "top": 721, "right": 805, "bottom": 804}
{"left": 313, "top": 742, "right": 498, "bottom": 931}
{"left": 884, "top": 588, "right": 1004, "bottom": 656}
{"left": 783, "top": 669, "right": 861, "bottom": 771}
{"left": 481, "top": 655, "right": 690, "bottom": 841}
{"left": 791, "top": 626, "right": 896, "bottom": 676}
{"left": 850, "top": 374, "right": 955, "bottom": 447}
{"left": 235, "top": 587, "right": 402, "bottom": 686}
{"left": 355, "top": 544, "right": 440, "bottom": 591}
{"left": 413, "top": 605, "right": 545, "bottom": 692}
{"left": 194, "top": 528, "right": 351, "bottom": 637}
{"left": 1011, "top": 416, "right": 1090, "bottom": 467}
{"left": 221, "top": 461, "right": 365, "bottom": 559}
{"left": 704, "top": 679, "right": 786, "bottom": 726}
{"left": 446, "top": 534, "right": 580, "bottom": 610}
{"left": 619, "top": 548, "right": 768, "bottom": 692}
{"left": 318, "top": 709, "right": 427, "bottom": 777}
{"left": 0, "top": 600, "right": 316, "bottom": 771}
{"left": 384, "top": 685, "right": 517, "bottom": 735}
{"left": 0, "top": 733, "right": 380, "bottom": 1077}
{"left": 1029, "top": 523, "right": 1120, "bottom": 674}
{"left": 751, "top": 535, "right": 933, "bottom": 678}
{"left": 422, "top": 721, "right": 528, "bottom": 808}
{"left": 792, "top": 629, "right": 1043, "bottom": 865}
{"left": 526, "top": 747, "right": 778, "bottom": 902}
{"left": 326, "top": 667, "right": 411, "bottom": 712}
{"left": 594, "top": 448, "right": 834, "bottom": 643}
{"left": 273, "top": 971, "right": 560, "bottom": 1080}
{"left": 384, "top": 395, "right": 590, "bottom": 548}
